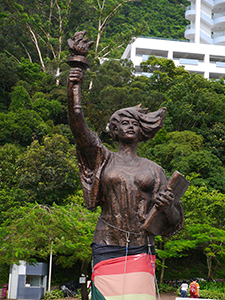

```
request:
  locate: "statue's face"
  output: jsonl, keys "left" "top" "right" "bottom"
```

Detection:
{"left": 116, "top": 117, "right": 140, "bottom": 143}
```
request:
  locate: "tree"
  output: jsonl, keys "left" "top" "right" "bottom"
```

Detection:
{"left": 203, "top": 123, "right": 225, "bottom": 164}
{"left": 0, "top": 0, "right": 143, "bottom": 73}
{"left": 17, "top": 134, "right": 80, "bottom": 204}
{"left": 0, "top": 53, "right": 19, "bottom": 111}
{"left": 1, "top": 0, "right": 74, "bottom": 71}
{"left": 88, "top": 0, "right": 140, "bottom": 58}
{"left": 163, "top": 73, "right": 225, "bottom": 133}
{"left": 188, "top": 224, "right": 225, "bottom": 280}
{"left": 0, "top": 109, "right": 49, "bottom": 146}
{"left": 0, "top": 143, "right": 22, "bottom": 189}
{"left": 140, "top": 56, "right": 189, "bottom": 93}
{"left": 0, "top": 198, "right": 100, "bottom": 279}
{"left": 151, "top": 130, "right": 225, "bottom": 192}
{"left": 9, "top": 85, "right": 32, "bottom": 111}
{"left": 0, "top": 187, "right": 28, "bottom": 224}
{"left": 161, "top": 183, "right": 225, "bottom": 281}
{"left": 31, "top": 92, "right": 63, "bottom": 122}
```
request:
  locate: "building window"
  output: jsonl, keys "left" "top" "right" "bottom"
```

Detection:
{"left": 26, "top": 275, "right": 44, "bottom": 287}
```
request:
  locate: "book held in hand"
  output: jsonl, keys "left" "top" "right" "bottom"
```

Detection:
{"left": 141, "top": 171, "right": 190, "bottom": 236}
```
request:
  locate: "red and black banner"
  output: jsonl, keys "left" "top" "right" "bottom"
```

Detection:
{"left": 91, "top": 244, "right": 156, "bottom": 300}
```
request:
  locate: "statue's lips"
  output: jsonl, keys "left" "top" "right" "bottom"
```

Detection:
{"left": 126, "top": 130, "right": 135, "bottom": 134}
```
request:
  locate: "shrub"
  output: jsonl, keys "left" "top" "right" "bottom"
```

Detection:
{"left": 158, "top": 283, "right": 176, "bottom": 293}
{"left": 200, "top": 289, "right": 225, "bottom": 300}
{"left": 200, "top": 281, "right": 225, "bottom": 293}
{"left": 44, "top": 290, "right": 64, "bottom": 299}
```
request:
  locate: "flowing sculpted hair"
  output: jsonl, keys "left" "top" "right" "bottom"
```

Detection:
{"left": 109, "top": 105, "right": 166, "bottom": 142}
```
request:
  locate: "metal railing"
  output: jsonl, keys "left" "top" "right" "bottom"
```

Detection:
{"left": 214, "top": 0, "right": 225, "bottom": 6}
{"left": 213, "top": 11, "right": 225, "bottom": 19}
{"left": 139, "top": 36, "right": 189, "bottom": 42}
{"left": 185, "top": 25, "right": 195, "bottom": 30}
{"left": 186, "top": 5, "right": 196, "bottom": 11}
{"left": 213, "top": 30, "right": 225, "bottom": 38}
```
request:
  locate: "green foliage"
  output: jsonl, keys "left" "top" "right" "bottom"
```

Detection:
{"left": 200, "top": 281, "right": 225, "bottom": 293}
{"left": 0, "top": 143, "right": 21, "bottom": 188}
{"left": 152, "top": 130, "right": 202, "bottom": 168}
{"left": 82, "top": 58, "right": 167, "bottom": 134}
{"left": 0, "top": 0, "right": 225, "bottom": 281}
{"left": 18, "top": 59, "right": 45, "bottom": 84}
{"left": 0, "top": 53, "right": 20, "bottom": 111}
{"left": 31, "top": 92, "right": 63, "bottom": 122}
{"left": 0, "top": 110, "right": 49, "bottom": 146}
{"left": 141, "top": 56, "right": 189, "bottom": 93}
{"left": 17, "top": 134, "right": 80, "bottom": 204}
{"left": 199, "top": 282, "right": 225, "bottom": 300}
{"left": 164, "top": 73, "right": 225, "bottom": 133}
{"left": 200, "top": 290, "right": 225, "bottom": 300}
{"left": 158, "top": 283, "right": 176, "bottom": 293}
{"left": 44, "top": 290, "right": 64, "bottom": 300}
{"left": 151, "top": 130, "right": 225, "bottom": 192}
{"left": 9, "top": 85, "right": 32, "bottom": 111}
{"left": 0, "top": 187, "right": 29, "bottom": 224}
{"left": 203, "top": 122, "right": 225, "bottom": 164}
{"left": 160, "top": 183, "right": 225, "bottom": 280}
{"left": 0, "top": 201, "right": 100, "bottom": 266}
{"left": 0, "top": 263, "right": 9, "bottom": 286}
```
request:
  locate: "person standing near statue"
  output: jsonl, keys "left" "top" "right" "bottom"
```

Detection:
{"left": 67, "top": 31, "right": 187, "bottom": 300}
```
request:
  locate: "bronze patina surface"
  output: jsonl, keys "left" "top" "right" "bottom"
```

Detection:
{"left": 67, "top": 31, "right": 186, "bottom": 247}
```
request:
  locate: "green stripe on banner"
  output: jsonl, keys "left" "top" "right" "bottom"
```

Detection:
{"left": 92, "top": 281, "right": 106, "bottom": 300}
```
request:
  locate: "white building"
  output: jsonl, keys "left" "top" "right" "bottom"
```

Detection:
{"left": 121, "top": 0, "right": 225, "bottom": 79}
{"left": 185, "top": 0, "right": 225, "bottom": 45}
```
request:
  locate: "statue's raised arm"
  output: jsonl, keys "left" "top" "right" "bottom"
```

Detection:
{"left": 67, "top": 31, "right": 97, "bottom": 170}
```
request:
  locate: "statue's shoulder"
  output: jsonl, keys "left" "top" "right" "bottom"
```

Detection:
{"left": 140, "top": 157, "right": 163, "bottom": 169}
{"left": 139, "top": 157, "right": 167, "bottom": 179}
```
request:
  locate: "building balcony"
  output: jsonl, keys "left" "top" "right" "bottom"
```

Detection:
{"left": 200, "top": 10, "right": 214, "bottom": 26}
{"left": 185, "top": 25, "right": 196, "bottom": 40}
{"left": 185, "top": 24, "right": 213, "bottom": 44}
{"left": 185, "top": 6, "right": 213, "bottom": 25}
{"left": 212, "top": 12, "right": 225, "bottom": 31}
{"left": 185, "top": 5, "right": 196, "bottom": 21}
{"left": 213, "top": 30, "right": 225, "bottom": 44}
{"left": 200, "top": 29, "right": 214, "bottom": 44}
{"left": 213, "top": 0, "right": 225, "bottom": 13}
{"left": 179, "top": 58, "right": 199, "bottom": 65}
{"left": 203, "top": 0, "right": 214, "bottom": 8}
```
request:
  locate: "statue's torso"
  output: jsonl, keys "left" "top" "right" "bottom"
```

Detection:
{"left": 93, "top": 152, "right": 166, "bottom": 246}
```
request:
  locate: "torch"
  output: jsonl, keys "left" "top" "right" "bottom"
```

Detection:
{"left": 67, "top": 31, "right": 94, "bottom": 114}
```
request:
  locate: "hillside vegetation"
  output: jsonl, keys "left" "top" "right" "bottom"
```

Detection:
{"left": 0, "top": 0, "right": 225, "bottom": 289}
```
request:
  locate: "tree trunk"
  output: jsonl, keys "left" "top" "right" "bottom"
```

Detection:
{"left": 80, "top": 260, "right": 88, "bottom": 300}
{"left": 27, "top": 24, "right": 46, "bottom": 72}
{"left": 206, "top": 255, "right": 212, "bottom": 280}
{"left": 209, "top": 257, "right": 220, "bottom": 281}
{"left": 56, "top": 67, "right": 60, "bottom": 86}
{"left": 160, "top": 257, "right": 165, "bottom": 284}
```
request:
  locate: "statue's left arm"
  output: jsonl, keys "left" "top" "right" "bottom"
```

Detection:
{"left": 151, "top": 167, "right": 184, "bottom": 237}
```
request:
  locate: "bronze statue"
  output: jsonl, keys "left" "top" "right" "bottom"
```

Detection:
{"left": 67, "top": 31, "right": 188, "bottom": 300}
